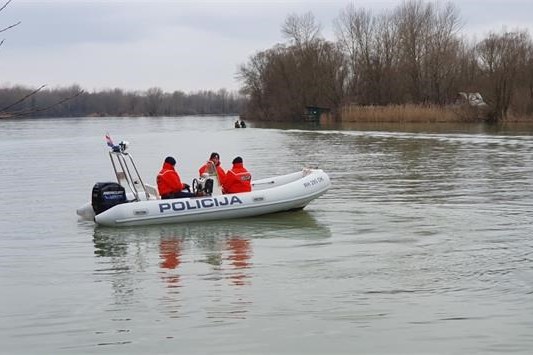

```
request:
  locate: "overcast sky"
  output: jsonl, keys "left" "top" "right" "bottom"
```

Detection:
{"left": 1, "top": 0, "right": 532, "bottom": 93}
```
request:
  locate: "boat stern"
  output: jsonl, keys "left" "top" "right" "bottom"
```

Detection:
{"left": 76, "top": 202, "right": 95, "bottom": 220}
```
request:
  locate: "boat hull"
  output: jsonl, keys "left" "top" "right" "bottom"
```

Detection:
{"left": 79, "top": 169, "right": 330, "bottom": 227}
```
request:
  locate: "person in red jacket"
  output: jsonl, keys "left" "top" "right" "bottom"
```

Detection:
{"left": 223, "top": 156, "right": 252, "bottom": 194}
{"left": 157, "top": 156, "right": 195, "bottom": 199}
{"left": 198, "top": 152, "right": 226, "bottom": 185}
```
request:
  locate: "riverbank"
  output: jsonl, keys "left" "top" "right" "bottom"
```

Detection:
{"left": 337, "top": 104, "right": 533, "bottom": 123}
{"left": 339, "top": 104, "right": 477, "bottom": 123}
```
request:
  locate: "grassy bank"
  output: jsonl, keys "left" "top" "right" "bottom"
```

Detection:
{"left": 340, "top": 104, "right": 466, "bottom": 123}
{"left": 339, "top": 104, "right": 533, "bottom": 123}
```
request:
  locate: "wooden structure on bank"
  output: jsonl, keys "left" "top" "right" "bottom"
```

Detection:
{"left": 303, "top": 106, "right": 331, "bottom": 122}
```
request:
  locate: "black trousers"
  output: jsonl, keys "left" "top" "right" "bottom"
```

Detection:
{"left": 161, "top": 191, "right": 195, "bottom": 199}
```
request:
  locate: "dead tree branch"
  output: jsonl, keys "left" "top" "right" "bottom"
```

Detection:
{"left": 1, "top": 0, "right": 21, "bottom": 47}
{"left": 0, "top": 20, "right": 21, "bottom": 33}
{"left": 4, "top": 89, "right": 85, "bottom": 118}
{"left": 0, "top": 84, "right": 46, "bottom": 112}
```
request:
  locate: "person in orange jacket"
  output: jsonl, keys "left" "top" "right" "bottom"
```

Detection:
{"left": 157, "top": 156, "right": 195, "bottom": 199}
{"left": 198, "top": 152, "right": 226, "bottom": 185}
{"left": 223, "top": 156, "right": 252, "bottom": 194}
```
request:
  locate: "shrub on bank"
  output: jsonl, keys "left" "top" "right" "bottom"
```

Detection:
{"left": 341, "top": 104, "right": 474, "bottom": 123}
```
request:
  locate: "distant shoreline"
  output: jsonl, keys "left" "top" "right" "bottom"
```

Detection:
{"left": 2, "top": 104, "right": 533, "bottom": 124}
{"left": 0, "top": 112, "right": 241, "bottom": 120}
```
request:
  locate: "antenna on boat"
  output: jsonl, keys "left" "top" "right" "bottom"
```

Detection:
{"left": 104, "top": 133, "right": 151, "bottom": 201}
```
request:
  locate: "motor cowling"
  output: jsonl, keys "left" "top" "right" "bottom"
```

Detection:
{"left": 91, "top": 182, "right": 127, "bottom": 215}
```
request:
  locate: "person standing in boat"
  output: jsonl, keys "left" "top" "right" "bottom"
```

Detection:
{"left": 157, "top": 156, "right": 195, "bottom": 199}
{"left": 223, "top": 156, "right": 252, "bottom": 194}
{"left": 198, "top": 152, "right": 226, "bottom": 185}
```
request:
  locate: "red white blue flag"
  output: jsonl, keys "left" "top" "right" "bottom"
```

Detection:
{"left": 105, "top": 133, "right": 114, "bottom": 148}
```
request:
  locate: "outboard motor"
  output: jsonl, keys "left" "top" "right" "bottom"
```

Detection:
{"left": 92, "top": 182, "right": 127, "bottom": 215}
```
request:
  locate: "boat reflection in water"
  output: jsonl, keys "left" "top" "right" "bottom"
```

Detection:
{"left": 92, "top": 210, "right": 330, "bottom": 321}
{"left": 158, "top": 234, "right": 251, "bottom": 288}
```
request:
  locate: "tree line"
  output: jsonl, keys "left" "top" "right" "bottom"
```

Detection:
{"left": 0, "top": 0, "right": 246, "bottom": 119}
{"left": 0, "top": 85, "right": 246, "bottom": 118}
{"left": 238, "top": 0, "right": 533, "bottom": 122}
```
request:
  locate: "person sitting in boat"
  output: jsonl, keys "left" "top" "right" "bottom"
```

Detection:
{"left": 198, "top": 152, "right": 226, "bottom": 185}
{"left": 234, "top": 120, "right": 240, "bottom": 128}
{"left": 223, "top": 156, "right": 252, "bottom": 194}
{"left": 157, "top": 156, "right": 195, "bottom": 199}
{"left": 240, "top": 120, "right": 246, "bottom": 128}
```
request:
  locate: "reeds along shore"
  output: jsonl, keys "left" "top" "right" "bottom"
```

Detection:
{"left": 337, "top": 104, "right": 533, "bottom": 123}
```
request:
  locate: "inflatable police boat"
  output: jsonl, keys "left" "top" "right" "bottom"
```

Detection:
{"left": 76, "top": 141, "right": 330, "bottom": 227}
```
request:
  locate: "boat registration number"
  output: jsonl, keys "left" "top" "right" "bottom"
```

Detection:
{"left": 303, "top": 176, "right": 324, "bottom": 188}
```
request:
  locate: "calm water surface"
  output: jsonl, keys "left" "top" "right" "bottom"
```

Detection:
{"left": 1, "top": 116, "right": 533, "bottom": 354}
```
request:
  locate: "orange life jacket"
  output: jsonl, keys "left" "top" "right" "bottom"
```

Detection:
{"left": 199, "top": 161, "right": 226, "bottom": 185}
{"left": 157, "top": 162, "right": 184, "bottom": 196}
{"left": 223, "top": 163, "right": 251, "bottom": 194}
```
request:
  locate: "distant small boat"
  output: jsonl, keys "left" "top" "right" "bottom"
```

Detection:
{"left": 77, "top": 142, "right": 330, "bottom": 227}
{"left": 235, "top": 120, "right": 246, "bottom": 128}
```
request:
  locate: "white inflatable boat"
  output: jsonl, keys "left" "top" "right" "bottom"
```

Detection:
{"left": 77, "top": 142, "right": 330, "bottom": 227}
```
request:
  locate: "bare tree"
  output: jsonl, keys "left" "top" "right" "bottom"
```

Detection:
{"left": 423, "top": 2, "right": 462, "bottom": 104}
{"left": 394, "top": 0, "right": 433, "bottom": 103}
{"left": 0, "top": 0, "right": 86, "bottom": 118}
{"left": 237, "top": 49, "right": 275, "bottom": 119}
{"left": 238, "top": 36, "right": 346, "bottom": 121}
{"left": 240, "top": 0, "right": 533, "bottom": 122}
{"left": 334, "top": 5, "right": 374, "bottom": 101}
{"left": 0, "top": 0, "right": 20, "bottom": 48}
{"left": 476, "top": 30, "right": 532, "bottom": 121}
{"left": 281, "top": 12, "right": 321, "bottom": 48}
{"left": 375, "top": 12, "right": 400, "bottom": 104}
{"left": 145, "top": 87, "right": 164, "bottom": 116}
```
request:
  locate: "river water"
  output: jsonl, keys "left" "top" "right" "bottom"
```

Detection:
{"left": 1, "top": 116, "right": 532, "bottom": 354}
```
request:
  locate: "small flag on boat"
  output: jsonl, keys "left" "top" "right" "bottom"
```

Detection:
{"left": 105, "top": 133, "right": 114, "bottom": 148}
